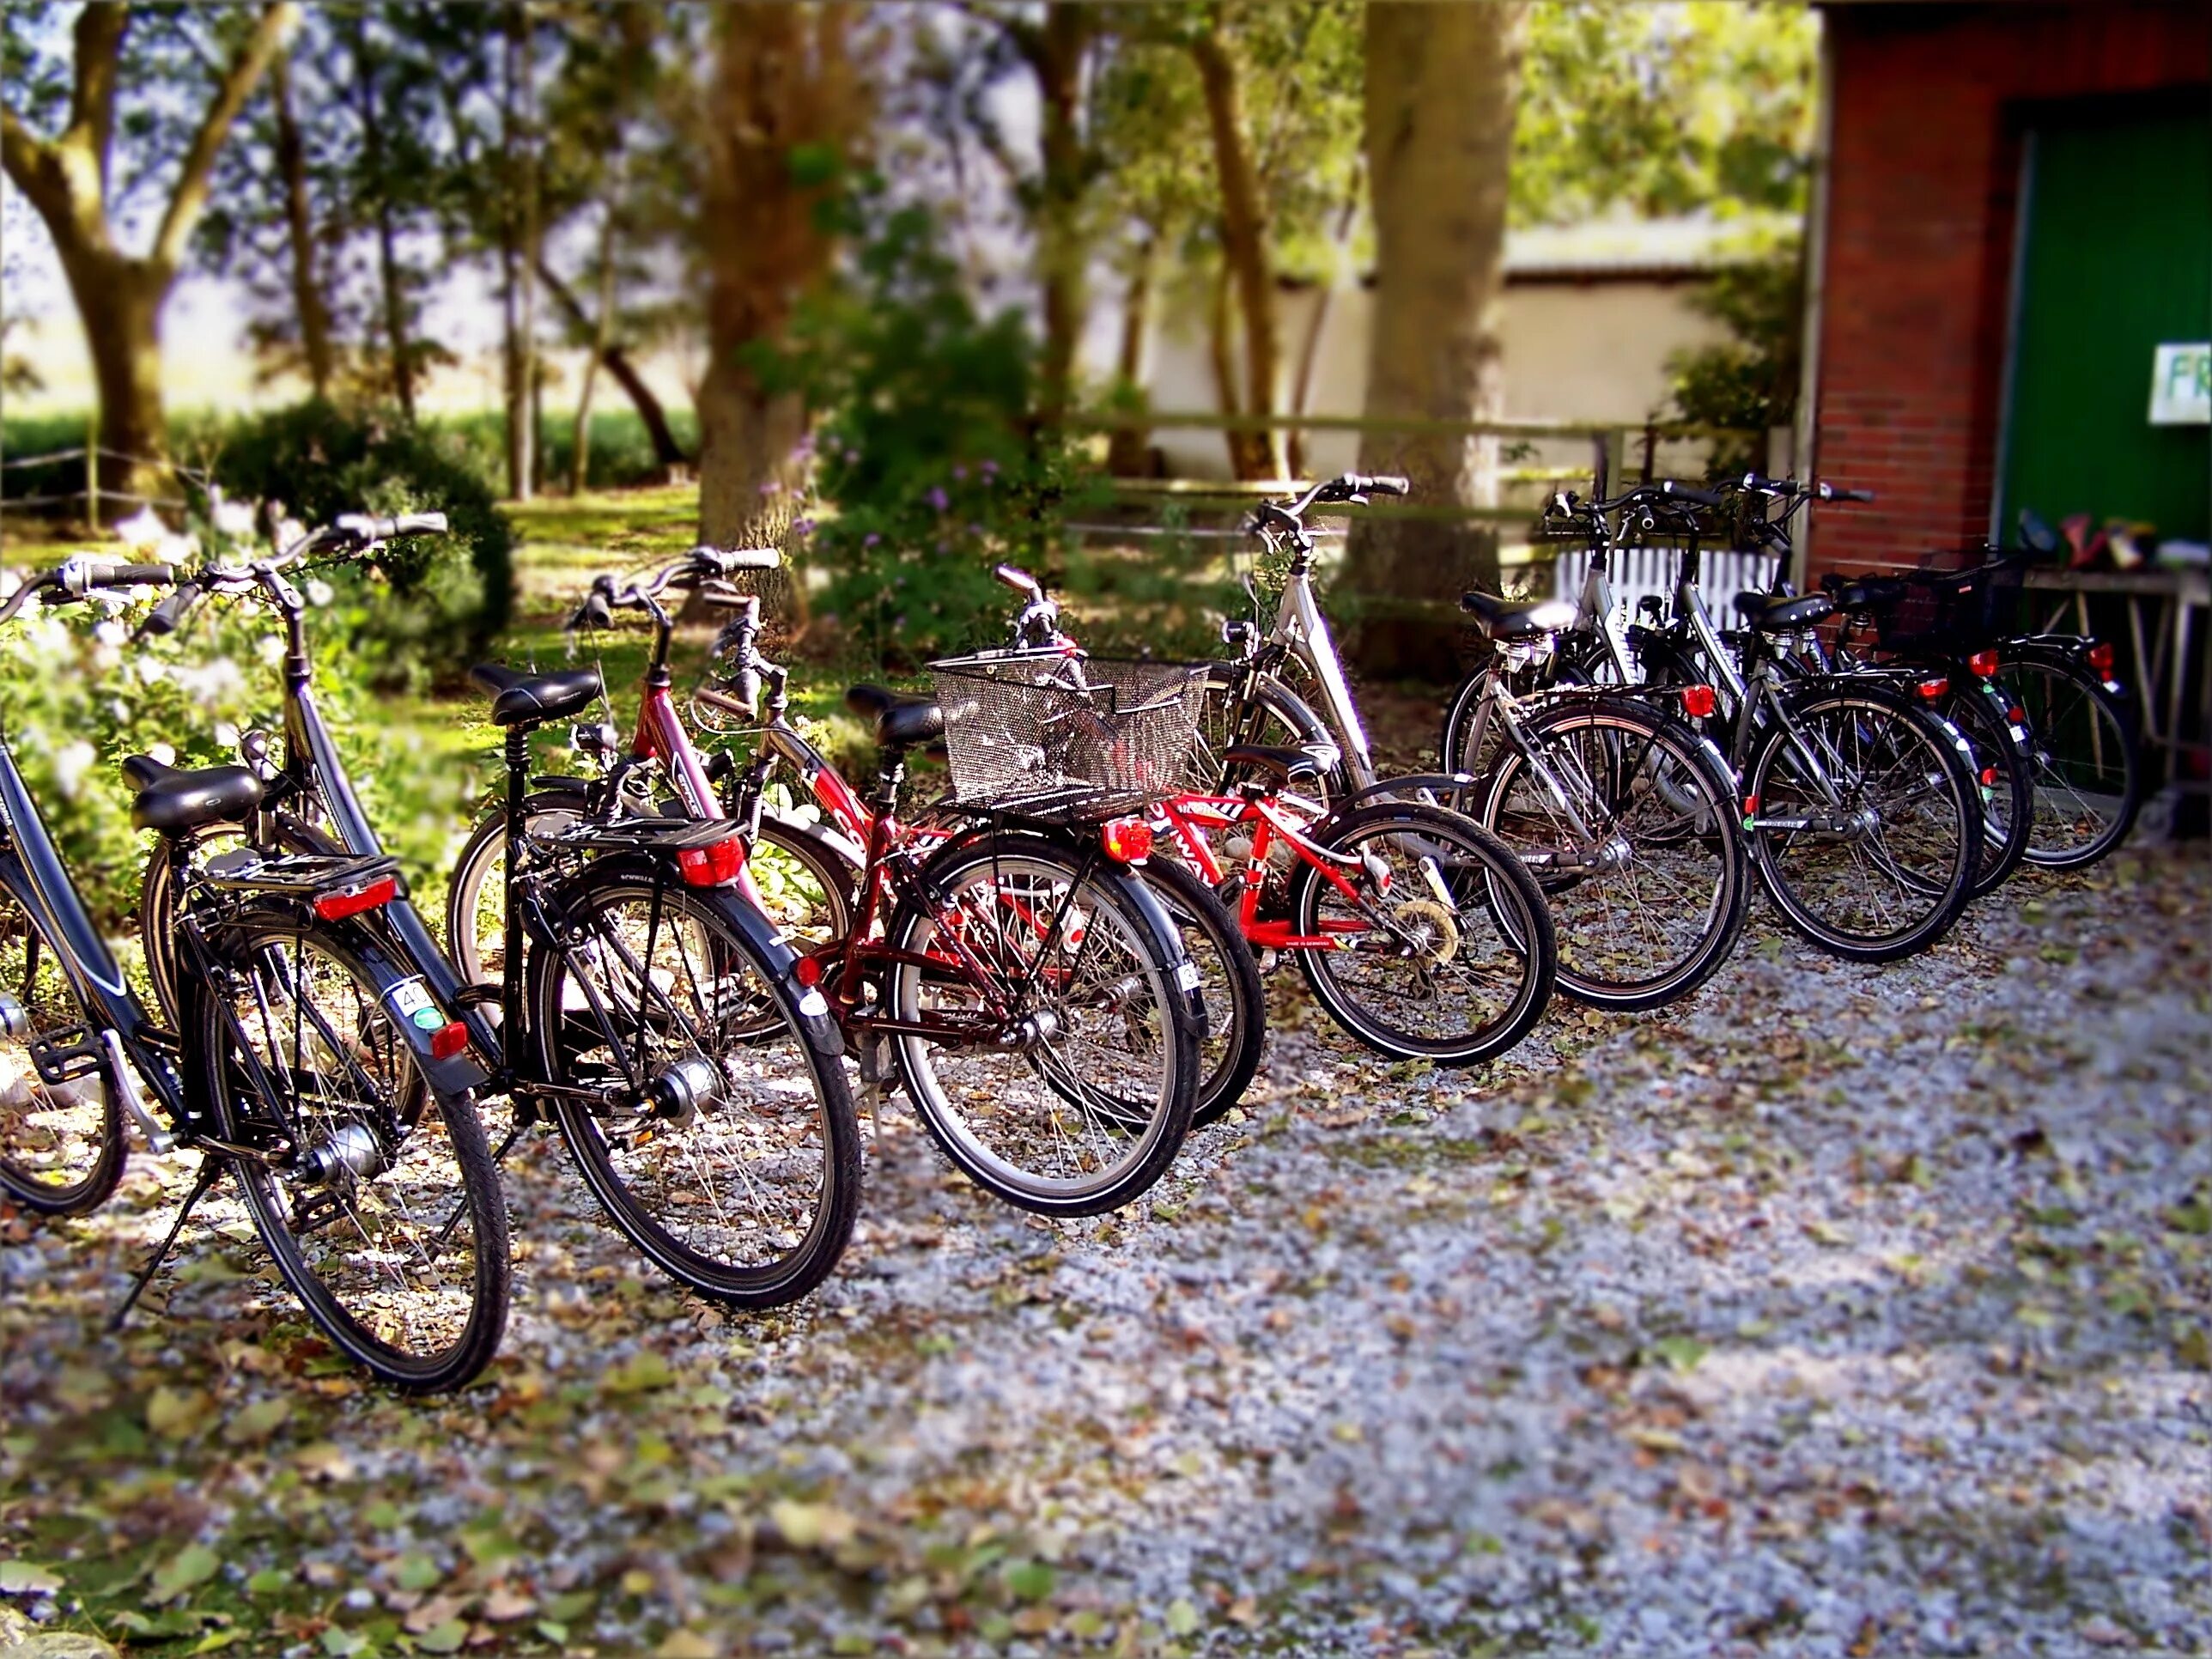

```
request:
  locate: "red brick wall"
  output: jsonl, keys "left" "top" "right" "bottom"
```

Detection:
{"left": 1809, "top": 1, "right": 2211, "bottom": 578}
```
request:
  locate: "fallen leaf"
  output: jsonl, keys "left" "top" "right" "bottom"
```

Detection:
{"left": 0, "top": 1560, "right": 64, "bottom": 1596}
{"left": 223, "top": 1397, "right": 291, "bottom": 1446}
{"left": 148, "top": 1543, "right": 222, "bottom": 1602}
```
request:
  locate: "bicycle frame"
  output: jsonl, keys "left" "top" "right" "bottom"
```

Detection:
{"left": 0, "top": 741, "right": 183, "bottom": 1146}
{"left": 1152, "top": 788, "right": 1395, "bottom": 953}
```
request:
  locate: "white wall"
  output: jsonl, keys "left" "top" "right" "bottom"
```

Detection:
{"left": 1138, "top": 275, "right": 1735, "bottom": 483}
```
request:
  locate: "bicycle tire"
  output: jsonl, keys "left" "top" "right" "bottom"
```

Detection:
{"left": 1948, "top": 680, "right": 2033, "bottom": 901}
{"left": 1138, "top": 854, "right": 1267, "bottom": 1127}
{"left": 888, "top": 831, "right": 1200, "bottom": 1217}
{"left": 1993, "top": 647, "right": 2142, "bottom": 869}
{"left": 192, "top": 908, "right": 509, "bottom": 1392}
{"left": 1745, "top": 684, "right": 1981, "bottom": 963}
{"left": 1472, "top": 696, "right": 1747, "bottom": 1012}
{"left": 528, "top": 853, "right": 861, "bottom": 1307}
{"left": 143, "top": 816, "right": 342, "bottom": 1029}
{"left": 0, "top": 865, "right": 124, "bottom": 1216}
{"left": 1192, "top": 666, "right": 1345, "bottom": 805}
{"left": 1290, "top": 802, "right": 1556, "bottom": 1065}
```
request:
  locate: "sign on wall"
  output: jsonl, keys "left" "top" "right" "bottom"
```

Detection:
{"left": 2148, "top": 343, "right": 2210, "bottom": 425}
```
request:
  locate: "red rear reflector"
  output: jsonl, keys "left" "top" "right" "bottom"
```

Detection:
{"left": 1680, "top": 684, "right": 1717, "bottom": 719}
{"left": 428, "top": 1020, "right": 471, "bottom": 1060}
{"left": 314, "top": 876, "right": 397, "bottom": 921}
{"left": 1980, "top": 766, "right": 1999, "bottom": 788}
{"left": 1916, "top": 677, "right": 1949, "bottom": 701}
{"left": 1968, "top": 649, "right": 2000, "bottom": 678}
{"left": 677, "top": 836, "right": 744, "bottom": 887}
{"left": 793, "top": 953, "right": 823, "bottom": 988}
{"left": 2007, "top": 706, "right": 2027, "bottom": 724}
{"left": 1742, "top": 794, "right": 1759, "bottom": 816}
{"left": 2087, "top": 641, "right": 2115, "bottom": 674}
{"left": 1101, "top": 817, "right": 1153, "bottom": 864}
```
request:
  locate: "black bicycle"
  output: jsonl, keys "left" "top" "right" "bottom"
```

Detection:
{"left": 2, "top": 546, "right": 508, "bottom": 1392}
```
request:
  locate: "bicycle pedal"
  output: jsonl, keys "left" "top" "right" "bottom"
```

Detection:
{"left": 28, "top": 1025, "right": 104, "bottom": 1086}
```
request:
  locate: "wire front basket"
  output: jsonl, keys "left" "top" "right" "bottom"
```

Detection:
{"left": 928, "top": 654, "right": 1208, "bottom": 808}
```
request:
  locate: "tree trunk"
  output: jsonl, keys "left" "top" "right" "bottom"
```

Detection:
{"left": 59, "top": 250, "right": 167, "bottom": 507}
{"left": 695, "top": 3, "right": 855, "bottom": 567}
{"left": 1205, "top": 257, "right": 1241, "bottom": 477}
{"left": 1104, "top": 237, "right": 1153, "bottom": 477}
{"left": 569, "top": 208, "right": 619, "bottom": 496}
{"left": 501, "top": 1, "right": 538, "bottom": 504}
{"left": 347, "top": 11, "right": 413, "bottom": 419}
{"left": 1, "top": 1, "right": 297, "bottom": 512}
{"left": 1030, "top": 4, "right": 1093, "bottom": 433}
{"left": 1191, "top": 26, "right": 1280, "bottom": 482}
{"left": 269, "top": 49, "right": 332, "bottom": 400}
{"left": 1340, "top": 1, "right": 1529, "bottom": 683}
{"left": 536, "top": 256, "right": 687, "bottom": 473}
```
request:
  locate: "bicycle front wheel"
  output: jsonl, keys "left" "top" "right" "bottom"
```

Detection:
{"left": 530, "top": 856, "right": 861, "bottom": 1307}
{"left": 195, "top": 910, "right": 508, "bottom": 1391}
{"left": 1994, "top": 650, "right": 2142, "bottom": 868}
{"left": 1474, "top": 698, "right": 1747, "bottom": 1012}
{"left": 1291, "top": 803, "right": 1556, "bottom": 1065}
{"left": 890, "top": 833, "right": 1200, "bottom": 1217}
{"left": 1746, "top": 686, "right": 1981, "bottom": 962}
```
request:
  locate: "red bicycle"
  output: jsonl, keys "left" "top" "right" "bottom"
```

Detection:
{"left": 449, "top": 550, "right": 1206, "bottom": 1217}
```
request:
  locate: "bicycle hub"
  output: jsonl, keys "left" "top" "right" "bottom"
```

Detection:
{"left": 296, "top": 1121, "right": 386, "bottom": 1187}
{"left": 0, "top": 992, "right": 28, "bottom": 1042}
{"left": 647, "top": 1054, "right": 726, "bottom": 1121}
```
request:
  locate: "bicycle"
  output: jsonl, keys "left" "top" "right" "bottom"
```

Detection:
{"left": 452, "top": 550, "right": 1202, "bottom": 1218}
{"left": 968, "top": 568, "right": 1555, "bottom": 1072}
{"left": 451, "top": 550, "right": 861, "bottom": 1304}
{"left": 2, "top": 543, "right": 508, "bottom": 1391}
{"left": 1599, "top": 482, "right": 1987, "bottom": 962}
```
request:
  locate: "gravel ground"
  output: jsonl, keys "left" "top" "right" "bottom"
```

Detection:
{"left": 3, "top": 846, "right": 2207, "bottom": 1658}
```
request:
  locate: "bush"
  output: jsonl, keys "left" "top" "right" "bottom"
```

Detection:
{"left": 1668, "top": 234, "right": 1803, "bottom": 480}
{"left": 768, "top": 191, "right": 1107, "bottom": 672}
{"left": 210, "top": 401, "right": 514, "bottom": 683}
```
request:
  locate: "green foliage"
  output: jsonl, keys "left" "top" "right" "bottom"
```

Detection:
{"left": 771, "top": 193, "right": 1106, "bottom": 672}
{"left": 1667, "top": 234, "right": 1804, "bottom": 477}
{"left": 0, "top": 572, "right": 465, "bottom": 936}
{"left": 1516, "top": 1, "right": 1818, "bottom": 226}
{"left": 209, "top": 402, "right": 514, "bottom": 681}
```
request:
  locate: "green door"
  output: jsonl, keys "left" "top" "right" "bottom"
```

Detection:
{"left": 1999, "top": 103, "right": 2211, "bottom": 543}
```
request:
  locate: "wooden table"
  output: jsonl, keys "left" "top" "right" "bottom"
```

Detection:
{"left": 2023, "top": 565, "right": 2211, "bottom": 786}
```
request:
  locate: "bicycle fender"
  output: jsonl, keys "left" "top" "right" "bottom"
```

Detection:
{"left": 319, "top": 915, "right": 492, "bottom": 1100}
{"left": 560, "top": 850, "right": 845, "bottom": 1060}
{"left": 1325, "top": 772, "right": 1484, "bottom": 825}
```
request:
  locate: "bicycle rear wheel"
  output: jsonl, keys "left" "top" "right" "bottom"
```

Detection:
{"left": 531, "top": 855, "right": 861, "bottom": 1307}
{"left": 1746, "top": 686, "right": 1980, "bottom": 962}
{"left": 0, "top": 872, "right": 123, "bottom": 1216}
{"left": 194, "top": 909, "right": 508, "bottom": 1391}
{"left": 890, "top": 833, "right": 1200, "bottom": 1217}
{"left": 1994, "top": 650, "right": 2142, "bottom": 868}
{"left": 1474, "top": 698, "right": 1747, "bottom": 1011}
{"left": 1290, "top": 803, "right": 1556, "bottom": 1065}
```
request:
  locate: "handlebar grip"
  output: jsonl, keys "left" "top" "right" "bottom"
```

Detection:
{"left": 994, "top": 563, "right": 1042, "bottom": 596}
{"left": 1358, "top": 474, "right": 1410, "bottom": 498}
{"left": 393, "top": 511, "right": 449, "bottom": 536}
{"left": 137, "top": 580, "right": 205, "bottom": 639}
{"left": 89, "top": 562, "right": 176, "bottom": 587}
{"left": 1827, "top": 486, "right": 1875, "bottom": 503}
{"left": 581, "top": 592, "right": 614, "bottom": 630}
{"left": 1659, "top": 481, "right": 1723, "bottom": 508}
{"left": 696, "top": 545, "right": 781, "bottom": 572}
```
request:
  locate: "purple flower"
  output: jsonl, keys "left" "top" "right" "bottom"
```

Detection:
{"left": 952, "top": 465, "right": 968, "bottom": 482}
{"left": 791, "top": 517, "right": 815, "bottom": 538}
{"left": 967, "top": 524, "right": 985, "bottom": 538}
{"left": 863, "top": 532, "right": 882, "bottom": 548}
{"left": 759, "top": 479, "right": 782, "bottom": 497}
{"left": 980, "top": 459, "right": 1000, "bottom": 478}
{"left": 926, "top": 486, "right": 949, "bottom": 513}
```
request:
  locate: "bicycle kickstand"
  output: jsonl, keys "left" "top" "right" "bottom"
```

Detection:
{"left": 108, "top": 1157, "right": 222, "bottom": 1333}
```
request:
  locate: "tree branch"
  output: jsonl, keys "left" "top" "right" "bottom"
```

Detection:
{"left": 152, "top": 2, "right": 299, "bottom": 273}
{"left": 63, "top": 2, "right": 128, "bottom": 192}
